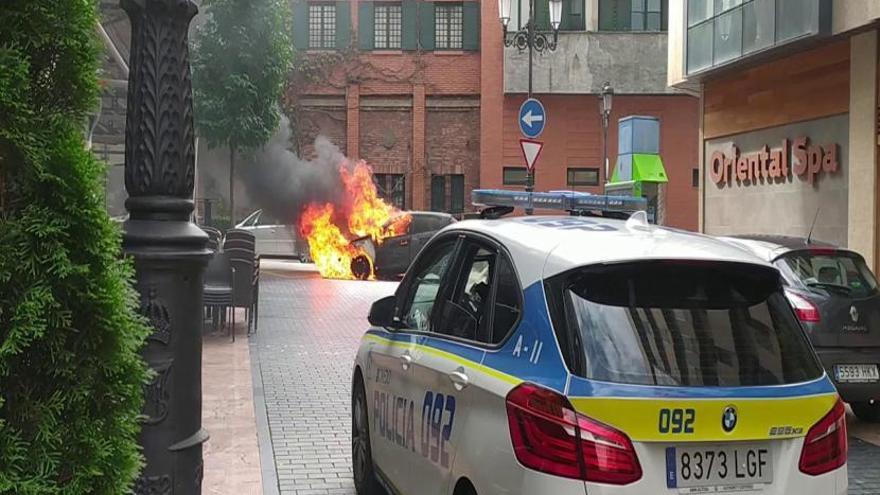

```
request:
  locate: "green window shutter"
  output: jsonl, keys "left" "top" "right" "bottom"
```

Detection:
{"left": 462, "top": 2, "right": 480, "bottom": 50}
{"left": 358, "top": 1, "right": 375, "bottom": 50}
{"left": 402, "top": 0, "right": 418, "bottom": 50}
{"left": 562, "top": 0, "right": 585, "bottom": 31}
{"left": 336, "top": 1, "right": 352, "bottom": 49}
{"left": 292, "top": 0, "right": 309, "bottom": 50}
{"left": 619, "top": 0, "right": 632, "bottom": 30}
{"left": 431, "top": 176, "right": 446, "bottom": 212}
{"left": 419, "top": 1, "right": 435, "bottom": 50}
{"left": 661, "top": 0, "right": 668, "bottom": 31}
{"left": 450, "top": 175, "right": 464, "bottom": 212}
{"left": 533, "top": 0, "right": 550, "bottom": 30}
{"left": 599, "top": 0, "right": 631, "bottom": 30}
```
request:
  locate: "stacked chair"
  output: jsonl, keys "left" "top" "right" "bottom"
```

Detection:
{"left": 203, "top": 251, "right": 235, "bottom": 338}
{"left": 202, "top": 226, "right": 222, "bottom": 252}
{"left": 223, "top": 229, "right": 260, "bottom": 338}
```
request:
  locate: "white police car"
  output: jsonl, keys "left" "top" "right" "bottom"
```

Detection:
{"left": 351, "top": 190, "right": 848, "bottom": 495}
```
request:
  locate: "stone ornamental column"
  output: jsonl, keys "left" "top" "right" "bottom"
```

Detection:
{"left": 120, "top": 1, "right": 210, "bottom": 494}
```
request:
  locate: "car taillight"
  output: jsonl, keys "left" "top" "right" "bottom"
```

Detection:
{"left": 785, "top": 290, "right": 821, "bottom": 322}
{"left": 506, "top": 383, "right": 642, "bottom": 485}
{"left": 799, "top": 399, "right": 847, "bottom": 476}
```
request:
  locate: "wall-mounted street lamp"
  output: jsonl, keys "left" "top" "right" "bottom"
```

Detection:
{"left": 599, "top": 81, "right": 614, "bottom": 191}
{"left": 498, "top": 0, "right": 562, "bottom": 211}
{"left": 498, "top": 0, "right": 563, "bottom": 96}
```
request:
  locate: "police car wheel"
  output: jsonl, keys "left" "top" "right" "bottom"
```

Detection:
{"left": 352, "top": 377, "right": 382, "bottom": 495}
{"left": 852, "top": 401, "right": 880, "bottom": 422}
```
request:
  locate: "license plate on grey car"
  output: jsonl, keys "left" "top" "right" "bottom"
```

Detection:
{"left": 835, "top": 364, "right": 879, "bottom": 383}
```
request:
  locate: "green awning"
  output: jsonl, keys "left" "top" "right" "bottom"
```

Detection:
{"left": 611, "top": 153, "right": 668, "bottom": 184}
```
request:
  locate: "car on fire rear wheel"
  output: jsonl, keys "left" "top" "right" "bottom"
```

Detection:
{"left": 351, "top": 256, "right": 371, "bottom": 280}
{"left": 352, "top": 375, "right": 383, "bottom": 495}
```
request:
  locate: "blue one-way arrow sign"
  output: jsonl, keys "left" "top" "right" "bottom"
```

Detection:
{"left": 519, "top": 98, "right": 546, "bottom": 139}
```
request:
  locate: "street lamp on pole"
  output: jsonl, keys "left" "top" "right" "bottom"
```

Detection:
{"left": 499, "top": 0, "right": 562, "bottom": 213}
{"left": 599, "top": 81, "right": 614, "bottom": 192}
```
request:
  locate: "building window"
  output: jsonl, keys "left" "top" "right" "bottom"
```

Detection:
{"left": 435, "top": 3, "right": 463, "bottom": 49}
{"left": 374, "top": 173, "right": 406, "bottom": 209}
{"left": 309, "top": 3, "right": 336, "bottom": 49}
{"left": 374, "top": 3, "right": 402, "bottom": 49}
{"left": 431, "top": 175, "right": 446, "bottom": 212}
{"left": 450, "top": 175, "right": 465, "bottom": 213}
{"left": 692, "top": 168, "right": 700, "bottom": 187}
{"left": 503, "top": 167, "right": 529, "bottom": 186}
{"left": 685, "top": 0, "right": 827, "bottom": 75}
{"left": 601, "top": 0, "right": 667, "bottom": 31}
{"left": 567, "top": 167, "right": 600, "bottom": 187}
{"left": 631, "top": 0, "right": 664, "bottom": 31}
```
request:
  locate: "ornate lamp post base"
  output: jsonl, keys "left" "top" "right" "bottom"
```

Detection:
{"left": 120, "top": 1, "right": 211, "bottom": 493}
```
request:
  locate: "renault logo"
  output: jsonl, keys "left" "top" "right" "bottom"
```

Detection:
{"left": 851, "top": 306, "right": 860, "bottom": 323}
{"left": 722, "top": 406, "right": 738, "bottom": 433}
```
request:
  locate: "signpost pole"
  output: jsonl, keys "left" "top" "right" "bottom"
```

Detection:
{"left": 525, "top": 0, "right": 535, "bottom": 214}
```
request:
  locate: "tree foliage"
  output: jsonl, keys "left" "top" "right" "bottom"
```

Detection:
{"left": 192, "top": 0, "right": 294, "bottom": 221}
{"left": 0, "top": 1, "right": 150, "bottom": 493}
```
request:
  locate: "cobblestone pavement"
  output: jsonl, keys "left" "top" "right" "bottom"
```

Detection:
{"left": 251, "top": 270, "right": 396, "bottom": 495}
{"left": 251, "top": 268, "right": 880, "bottom": 495}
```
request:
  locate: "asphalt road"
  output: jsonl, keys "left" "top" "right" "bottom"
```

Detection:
{"left": 250, "top": 262, "right": 880, "bottom": 495}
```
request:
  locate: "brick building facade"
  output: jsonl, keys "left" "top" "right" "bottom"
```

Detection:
{"left": 480, "top": 0, "right": 699, "bottom": 231}
{"left": 290, "top": 0, "right": 482, "bottom": 213}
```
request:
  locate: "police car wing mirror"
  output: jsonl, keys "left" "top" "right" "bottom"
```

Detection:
{"left": 368, "top": 295, "right": 397, "bottom": 328}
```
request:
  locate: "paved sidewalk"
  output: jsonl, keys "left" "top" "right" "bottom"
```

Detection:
{"left": 203, "top": 324, "right": 263, "bottom": 495}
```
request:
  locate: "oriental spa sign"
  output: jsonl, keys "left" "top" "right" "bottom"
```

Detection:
{"left": 709, "top": 136, "right": 841, "bottom": 188}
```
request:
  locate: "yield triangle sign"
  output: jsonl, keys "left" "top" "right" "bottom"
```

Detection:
{"left": 520, "top": 139, "right": 544, "bottom": 172}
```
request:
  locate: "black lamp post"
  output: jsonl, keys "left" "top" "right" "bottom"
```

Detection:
{"left": 599, "top": 81, "right": 614, "bottom": 192}
{"left": 499, "top": 0, "right": 561, "bottom": 214}
{"left": 120, "top": 1, "right": 210, "bottom": 493}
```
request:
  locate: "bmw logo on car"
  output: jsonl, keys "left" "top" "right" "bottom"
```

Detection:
{"left": 722, "top": 406, "right": 738, "bottom": 433}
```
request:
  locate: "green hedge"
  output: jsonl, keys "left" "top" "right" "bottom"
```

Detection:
{"left": 0, "top": 1, "right": 150, "bottom": 494}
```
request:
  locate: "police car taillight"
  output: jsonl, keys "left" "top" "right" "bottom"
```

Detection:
{"left": 799, "top": 399, "right": 847, "bottom": 476}
{"left": 506, "top": 383, "right": 642, "bottom": 485}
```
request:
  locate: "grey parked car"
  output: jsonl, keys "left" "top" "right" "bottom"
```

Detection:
{"left": 724, "top": 235, "right": 880, "bottom": 421}
{"left": 235, "top": 209, "right": 309, "bottom": 261}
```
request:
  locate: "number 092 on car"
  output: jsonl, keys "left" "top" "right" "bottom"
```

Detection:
{"left": 350, "top": 197, "right": 848, "bottom": 495}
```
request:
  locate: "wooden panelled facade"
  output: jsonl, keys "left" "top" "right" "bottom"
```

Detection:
{"left": 703, "top": 39, "right": 851, "bottom": 140}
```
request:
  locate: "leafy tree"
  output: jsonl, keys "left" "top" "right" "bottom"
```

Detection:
{"left": 192, "top": 0, "right": 294, "bottom": 223}
{"left": 0, "top": 1, "right": 151, "bottom": 494}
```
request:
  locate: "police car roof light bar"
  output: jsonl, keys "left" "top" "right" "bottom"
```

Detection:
{"left": 472, "top": 189, "right": 647, "bottom": 217}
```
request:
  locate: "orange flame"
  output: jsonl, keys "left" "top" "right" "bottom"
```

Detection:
{"left": 299, "top": 160, "right": 412, "bottom": 279}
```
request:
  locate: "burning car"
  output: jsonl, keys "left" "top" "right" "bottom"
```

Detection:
{"left": 298, "top": 160, "right": 436, "bottom": 281}
{"left": 349, "top": 211, "right": 456, "bottom": 280}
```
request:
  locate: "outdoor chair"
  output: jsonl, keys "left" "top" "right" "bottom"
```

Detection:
{"left": 203, "top": 251, "right": 236, "bottom": 341}
{"left": 223, "top": 232, "right": 256, "bottom": 254}
{"left": 226, "top": 245, "right": 260, "bottom": 334}
{"left": 201, "top": 226, "right": 223, "bottom": 252}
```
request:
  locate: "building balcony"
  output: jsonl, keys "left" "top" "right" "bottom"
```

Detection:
{"left": 503, "top": 31, "right": 675, "bottom": 95}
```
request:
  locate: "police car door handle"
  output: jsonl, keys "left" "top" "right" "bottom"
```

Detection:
{"left": 400, "top": 352, "right": 413, "bottom": 370}
{"left": 447, "top": 369, "right": 469, "bottom": 390}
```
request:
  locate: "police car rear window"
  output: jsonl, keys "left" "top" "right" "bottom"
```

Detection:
{"left": 554, "top": 261, "right": 823, "bottom": 387}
